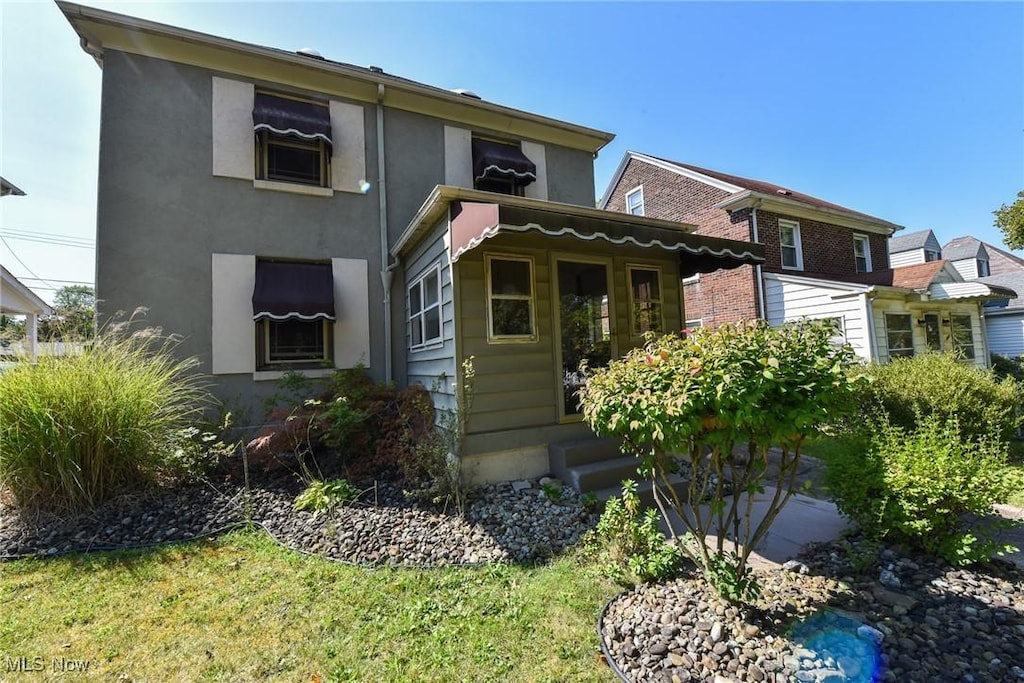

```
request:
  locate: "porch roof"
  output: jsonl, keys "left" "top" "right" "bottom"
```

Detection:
{"left": 395, "top": 186, "right": 765, "bottom": 276}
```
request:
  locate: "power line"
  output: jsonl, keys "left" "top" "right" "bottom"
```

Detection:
{"left": 0, "top": 233, "right": 94, "bottom": 249}
{"left": 0, "top": 236, "right": 58, "bottom": 290}
{"left": 1, "top": 228, "right": 94, "bottom": 243}
{"left": 18, "top": 277, "right": 94, "bottom": 286}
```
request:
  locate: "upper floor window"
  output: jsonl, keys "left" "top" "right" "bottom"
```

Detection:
{"left": 253, "top": 92, "right": 332, "bottom": 188}
{"left": 978, "top": 259, "right": 991, "bottom": 277}
{"left": 485, "top": 254, "right": 536, "bottom": 341}
{"left": 409, "top": 266, "right": 442, "bottom": 349}
{"left": 626, "top": 186, "right": 645, "bottom": 216}
{"left": 853, "top": 234, "right": 872, "bottom": 273}
{"left": 778, "top": 220, "right": 803, "bottom": 270}
{"left": 627, "top": 265, "right": 663, "bottom": 336}
{"left": 924, "top": 249, "right": 940, "bottom": 262}
{"left": 472, "top": 138, "right": 536, "bottom": 196}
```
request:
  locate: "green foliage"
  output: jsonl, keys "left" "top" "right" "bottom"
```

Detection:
{"left": 857, "top": 352, "right": 1022, "bottom": 441}
{"left": 319, "top": 396, "right": 368, "bottom": 451}
{"left": 703, "top": 549, "right": 760, "bottom": 603}
{"left": 39, "top": 285, "right": 95, "bottom": 342}
{"left": 0, "top": 324, "right": 211, "bottom": 511}
{"left": 580, "top": 320, "right": 863, "bottom": 602}
{"left": 168, "top": 412, "right": 238, "bottom": 482}
{"left": 991, "top": 353, "right": 1024, "bottom": 384}
{"left": 541, "top": 482, "right": 563, "bottom": 502}
{"left": 294, "top": 478, "right": 361, "bottom": 516}
{"left": 993, "top": 190, "right": 1024, "bottom": 250}
{"left": 825, "top": 415, "right": 1020, "bottom": 565}
{"left": 591, "top": 480, "right": 683, "bottom": 585}
{"left": 579, "top": 492, "right": 599, "bottom": 514}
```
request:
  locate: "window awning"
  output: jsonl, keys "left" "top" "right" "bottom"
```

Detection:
{"left": 472, "top": 139, "right": 536, "bottom": 186}
{"left": 252, "top": 261, "right": 335, "bottom": 321}
{"left": 253, "top": 93, "right": 332, "bottom": 149}
{"left": 449, "top": 201, "right": 765, "bottom": 275}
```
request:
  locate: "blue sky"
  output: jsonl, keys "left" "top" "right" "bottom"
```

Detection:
{"left": 2, "top": 1, "right": 1022, "bottom": 304}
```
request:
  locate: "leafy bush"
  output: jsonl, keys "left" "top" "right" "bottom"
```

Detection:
{"left": 825, "top": 415, "right": 1021, "bottom": 565}
{"left": 580, "top": 320, "right": 863, "bottom": 602}
{"left": 591, "top": 480, "right": 683, "bottom": 585}
{"left": 858, "top": 353, "right": 1022, "bottom": 441}
{"left": 991, "top": 353, "right": 1024, "bottom": 384}
{"left": 294, "top": 478, "right": 361, "bottom": 516}
{"left": 0, "top": 326, "right": 211, "bottom": 511}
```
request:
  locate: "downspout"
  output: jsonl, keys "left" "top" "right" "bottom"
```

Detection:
{"left": 376, "top": 83, "right": 392, "bottom": 383}
{"left": 864, "top": 289, "right": 879, "bottom": 362}
{"left": 751, "top": 200, "right": 766, "bottom": 320}
{"left": 979, "top": 302, "right": 991, "bottom": 368}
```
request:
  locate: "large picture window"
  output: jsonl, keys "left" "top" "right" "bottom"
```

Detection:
{"left": 486, "top": 255, "right": 535, "bottom": 341}
{"left": 409, "top": 266, "right": 442, "bottom": 349}
{"left": 951, "top": 315, "right": 976, "bottom": 360}
{"left": 885, "top": 313, "right": 914, "bottom": 359}
{"left": 627, "top": 266, "right": 663, "bottom": 336}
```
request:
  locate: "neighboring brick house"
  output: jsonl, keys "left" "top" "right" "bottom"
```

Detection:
{"left": 600, "top": 152, "right": 900, "bottom": 328}
{"left": 601, "top": 152, "right": 1016, "bottom": 367}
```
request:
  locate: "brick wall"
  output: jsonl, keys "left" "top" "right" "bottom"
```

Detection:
{"left": 757, "top": 212, "right": 890, "bottom": 277}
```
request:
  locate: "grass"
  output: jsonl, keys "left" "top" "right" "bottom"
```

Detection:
{"left": 0, "top": 528, "right": 619, "bottom": 682}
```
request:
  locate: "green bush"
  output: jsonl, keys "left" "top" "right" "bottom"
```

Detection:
{"left": 294, "top": 478, "right": 361, "bottom": 516}
{"left": 991, "top": 353, "right": 1024, "bottom": 384}
{"left": 825, "top": 415, "right": 1020, "bottom": 565}
{"left": 0, "top": 328, "right": 211, "bottom": 511}
{"left": 591, "top": 480, "right": 683, "bottom": 585}
{"left": 858, "top": 353, "right": 1022, "bottom": 441}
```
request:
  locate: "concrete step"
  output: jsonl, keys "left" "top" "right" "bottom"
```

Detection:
{"left": 591, "top": 475, "right": 691, "bottom": 509}
{"left": 568, "top": 455, "right": 644, "bottom": 492}
{"left": 548, "top": 437, "right": 625, "bottom": 483}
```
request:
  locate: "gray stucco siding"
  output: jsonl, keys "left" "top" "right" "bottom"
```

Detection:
{"left": 544, "top": 143, "right": 597, "bottom": 206}
{"left": 96, "top": 51, "right": 386, "bottom": 420}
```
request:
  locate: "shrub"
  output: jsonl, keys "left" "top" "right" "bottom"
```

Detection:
{"left": 591, "top": 480, "right": 683, "bottom": 585}
{"left": 858, "top": 353, "right": 1022, "bottom": 441}
{"left": 294, "top": 478, "right": 361, "bottom": 517}
{"left": 580, "top": 320, "right": 863, "bottom": 602}
{"left": 0, "top": 327, "right": 211, "bottom": 511}
{"left": 825, "top": 415, "right": 1021, "bottom": 565}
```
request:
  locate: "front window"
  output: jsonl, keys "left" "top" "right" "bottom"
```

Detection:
{"left": 486, "top": 255, "right": 535, "bottom": 341}
{"left": 923, "top": 313, "right": 942, "bottom": 351}
{"left": 628, "top": 266, "right": 663, "bottom": 336}
{"left": 409, "top": 266, "right": 442, "bottom": 349}
{"left": 978, "top": 259, "right": 991, "bottom": 277}
{"left": 853, "top": 235, "right": 872, "bottom": 273}
{"left": 626, "top": 186, "right": 645, "bottom": 216}
{"left": 258, "top": 133, "right": 328, "bottom": 186}
{"left": 259, "top": 318, "right": 330, "bottom": 366}
{"left": 885, "top": 313, "right": 914, "bottom": 359}
{"left": 779, "top": 220, "right": 803, "bottom": 270}
{"left": 252, "top": 92, "right": 332, "bottom": 188}
{"left": 951, "top": 315, "right": 976, "bottom": 360}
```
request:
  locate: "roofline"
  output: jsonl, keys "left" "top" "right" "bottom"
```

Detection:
{"left": 0, "top": 177, "right": 26, "bottom": 197}
{"left": 57, "top": 2, "right": 615, "bottom": 154}
{"left": 598, "top": 151, "right": 744, "bottom": 208}
{"left": 394, "top": 185, "right": 701, "bottom": 257}
{"left": 1, "top": 265, "right": 53, "bottom": 314}
{"left": 716, "top": 190, "right": 903, "bottom": 236}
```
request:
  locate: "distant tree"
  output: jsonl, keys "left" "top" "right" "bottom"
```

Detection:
{"left": 40, "top": 285, "right": 95, "bottom": 341}
{"left": 994, "top": 190, "right": 1024, "bottom": 250}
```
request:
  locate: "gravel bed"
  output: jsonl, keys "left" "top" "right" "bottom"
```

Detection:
{"left": 1, "top": 474, "right": 596, "bottom": 566}
{"left": 600, "top": 536, "right": 1024, "bottom": 682}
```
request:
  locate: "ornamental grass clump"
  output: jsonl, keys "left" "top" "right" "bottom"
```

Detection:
{"left": 580, "top": 320, "right": 864, "bottom": 602}
{"left": 0, "top": 324, "right": 211, "bottom": 512}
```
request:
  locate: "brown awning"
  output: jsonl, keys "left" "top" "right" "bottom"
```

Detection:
{"left": 252, "top": 261, "right": 335, "bottom": 321}
{"left": 472, "top": 139, "right": 536, "bottom": 186}
{"left": 449, "top": 201, "right": 764, "bottom": 276}
{"left": 253, "top": 93, "right": 332, "bottom": 150}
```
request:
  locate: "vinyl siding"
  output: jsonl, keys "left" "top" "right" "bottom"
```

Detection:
{"left": 889, "top": 248, "right": 926, "bottom": 267}
{"left": 986, "top": 313, "right": 1024, "bottom": 358}
{"left": 762, "top": 274, "right": 871, "bottom": 361}
{"left": 872, "top": 298, "right": 987, "bottom": 368}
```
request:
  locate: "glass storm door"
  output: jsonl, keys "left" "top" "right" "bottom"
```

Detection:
{"left": 556, "top": 259, "right": 613, "bottom": 418}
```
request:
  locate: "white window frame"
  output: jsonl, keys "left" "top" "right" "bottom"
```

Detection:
{"left": 625, "top": 186, "right": 645, "bottom": 216}
{"left": 682, "top": 273, "right": 701, "bottom": 285}
{"left": 853, "top": 234, "right": 872, "bottom": 273}
{"left": 485, "top": 253, "right": 537, "bottom": 343}
{"left": 885, "top": 313, "right": 915, "bottom": 360}
{"left": 408, "top": 264, "right": 443, "bottom": 350}
{"left": 626, "top": 264, "right": 664, "bottom": 337}
{"left": 684, "top": 319, "right": 703, "bottom": 330}
{"left": 778, "top": 219, "right": 804, "bottom": 271}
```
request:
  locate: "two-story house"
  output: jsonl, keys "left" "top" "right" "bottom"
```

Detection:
{"left": 601, "top": 152, "right": 1014, "bottom": 367}
{"left": 60, "top": 3, "right": 763, "bottom": 484}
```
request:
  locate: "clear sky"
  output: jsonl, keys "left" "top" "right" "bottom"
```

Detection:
{"left": 2, "top": 1, "right": 1022, "bottom": 304}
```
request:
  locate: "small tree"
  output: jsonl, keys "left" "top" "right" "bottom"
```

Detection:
{"left": 580, "top": 320, "right": 863, "bottom": 602}
{"left": 994, "top": 190, "right": 1024, "bottom": 251}
{"left": 40, "top": 285, "right": 95, "bottom": 341}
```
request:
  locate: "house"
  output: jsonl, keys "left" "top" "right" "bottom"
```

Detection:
{"left": 888, "top": 229, "right": 942, "bottom": 267}
{"left": 600, "top": 152, "right": 1014, "bottom": 367}
{"left": 1, "top": 265, "right": 53, "bottom": 361}
{"left": 59, "top": 3, "right": 763, "bottom": 483}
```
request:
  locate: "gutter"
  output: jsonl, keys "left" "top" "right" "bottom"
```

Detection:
{"left": 377, "top": 84, "right": 392, "bottom": 384}
{"left": 751, "top": 200, "right": 766, "bottom": 320}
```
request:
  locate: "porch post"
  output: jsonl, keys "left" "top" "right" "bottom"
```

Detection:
{"left": 26, "top": 313, "right": 38, "bottom": 360}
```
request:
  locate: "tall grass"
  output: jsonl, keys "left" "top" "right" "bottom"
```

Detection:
{"left": 0, "top": 326, "right": 211, "bottom": 512}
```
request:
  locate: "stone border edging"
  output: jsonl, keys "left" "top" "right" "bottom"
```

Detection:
{"left": 598, "top": 591, "right": 632, "bottom": 683}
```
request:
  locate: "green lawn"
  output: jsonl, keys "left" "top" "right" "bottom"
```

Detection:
{"left": 0, "top": 529, "right": 619, "bottom": 682}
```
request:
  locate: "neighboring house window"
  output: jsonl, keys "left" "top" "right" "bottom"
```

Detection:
{"left": 627, "top": 265, "right": 663, "bottom": 336}
{"left": 252, "top": 259, "right": 335, "bottom": 369}
{"left": 778, "top": 220, "right": 803, "bottom": 270}
{"left": 951, "top": 314, "right": 976, "bottom": 361}
{"left": 684, "top": 319, "right": 703, "bottom": 330}
{"left": 924, "top": 249, "right": 940, "bottom": 262}
{"left": 818, "top": 316, "right": 846, "bottom": 345}
{"left": 977, "top": 259, "right": 991, "bottom": 277}
{"left": 409, "top": 266, "right": 442, "bottom": 349}
{"left": 253, "top": 92, "right": 332, "bottom": 188}
{"left": 853, "top": 235, "right": 872, "bottom": 273}
{"left": 486, "top": 254, "right": 536, "bottom": 341}
{"left": 682, "top": 273, "right": 700, "bottom": 285}
{"left": 472, "top": 138, "right": 536, "bottom": 196}
{"left": 885, "top": 313, "right": 914, "bottom": 359}
{"left": 626, "top": 186, "right": 645, "bottom": 216}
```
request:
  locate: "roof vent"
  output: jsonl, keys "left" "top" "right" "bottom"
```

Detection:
{"left": 368, "top": 65, "right": 384, "bottom": 73}
{"left": 452, "top": 88, "right": 482, "bottom": 100}
{"left": 296, "top": 48, "right": 324, "bottom": 60}
{"left": 776, "top": 189, "right": 792, "bottom": 196}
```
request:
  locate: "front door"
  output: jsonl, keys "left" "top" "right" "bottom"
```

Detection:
{"left": 554, "top": 257, "right": 614, "bottom": 420}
